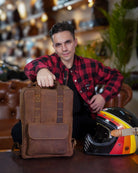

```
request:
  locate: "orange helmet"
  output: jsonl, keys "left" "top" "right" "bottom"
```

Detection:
{"left": 84, "top": 107, "right": 138, "bottom": 155}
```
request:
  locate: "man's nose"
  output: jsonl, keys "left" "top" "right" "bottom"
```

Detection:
{"left": 62, "top": 43, "right": 67, "bottom": 51}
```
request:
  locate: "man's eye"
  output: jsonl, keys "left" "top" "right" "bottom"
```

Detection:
{"left": 55, "top": 43, "right": 61, "bottom": 47}
{"left": 66, "top": 40, "right": 72, "bottom": 44}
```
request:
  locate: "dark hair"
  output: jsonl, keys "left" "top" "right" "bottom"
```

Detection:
{"left": 49, "top": 21, "right": 75, "bottom": 40}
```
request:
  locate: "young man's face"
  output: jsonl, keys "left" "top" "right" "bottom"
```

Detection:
{"left": 52, "top": 31, "right": 77, "bottom": 68}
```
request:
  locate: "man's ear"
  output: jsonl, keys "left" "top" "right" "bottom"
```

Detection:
{"left": 51, "top": 43, "right": 56, "bottom": 53}
{"left": 52, "top": 43, "right": 56, "bottom": 51}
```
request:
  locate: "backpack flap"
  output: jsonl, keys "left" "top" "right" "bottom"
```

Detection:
{"left": 27, "top": 123, "right": 69, "bottom": 156}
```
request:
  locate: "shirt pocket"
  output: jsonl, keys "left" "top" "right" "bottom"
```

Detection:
{"left": 82, "top": 80, "right": 95, "bottom": 98}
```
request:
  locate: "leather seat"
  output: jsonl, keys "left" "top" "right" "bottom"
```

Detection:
{"left": 0, "top": 80, "right": 132, "bottom": 150}
{"left": 0, "top": 79, "right": 32, "bottom": 150}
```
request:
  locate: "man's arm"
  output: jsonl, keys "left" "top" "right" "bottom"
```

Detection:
{"left": 88, "top": 60, "right": 124, "bottom": 113}
{"left": 24, "top": 56, "right": 50, "bottom": 82}
{"left": 93, "top": 61, "right": 124, "bottom": 103}
{"left": 24, "top": 54, "right": 58, "bottom": 84}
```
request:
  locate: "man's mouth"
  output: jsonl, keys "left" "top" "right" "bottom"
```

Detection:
{"left": 63, "top": 52, "right": 70, "bottom": 56}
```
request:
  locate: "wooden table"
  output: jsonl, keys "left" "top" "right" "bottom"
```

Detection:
{"left": 0, "top": 150, "right": 138, "bottom": 173}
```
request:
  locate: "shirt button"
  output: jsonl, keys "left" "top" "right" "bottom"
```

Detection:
{"left": 70, "top": 70, "right": 73, "bottom": 73}
{"left": 74, "top": 79, "right": 77, "bottom": 83}
{"left": 80, "top": 90, "right": 82, "bottom": 93}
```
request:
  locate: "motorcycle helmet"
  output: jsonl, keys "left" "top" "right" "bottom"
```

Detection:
{"left": 84, "top": 107, "right": 138, "bottom": 155}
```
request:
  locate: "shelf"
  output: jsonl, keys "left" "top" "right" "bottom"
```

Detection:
{"left": 0, "top": 33, "right": 47, "bottom": 45}
{"left": 0, "top": 12, "right": 44, "bottom": 31}
{"left": 20, "top": 12, "right": 43, "bottom": 23}
{"left": 75, "top": 26, "right": 108, "bottom": 34}
{"left": 52, "top": 0, "right": 86, "bottom": 11}
{"left": 1, "top": 23, "right": 15, "bottom": 30}
{"left": 0, "top": 25, "right": 108, "bottom": 45}
{"left": 22, "top": 33, "right": 47, "bottom": 41}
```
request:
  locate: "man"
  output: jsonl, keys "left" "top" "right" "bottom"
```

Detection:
{"left": 12, "top": 21, "right": 123, "bottom": 144}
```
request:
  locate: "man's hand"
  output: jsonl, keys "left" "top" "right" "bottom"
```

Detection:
{"left": 89, "top": 94, "right": 105, "bottom": 113}
{"left": 37, "top": 68, "right": 56, "bottom": 87}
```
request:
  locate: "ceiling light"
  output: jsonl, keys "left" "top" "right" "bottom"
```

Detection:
{"left": 30, "top": 19, "right": 35, "bottom": 25}
{"left": 7, "top": 3, "right": 14, "bottom": 10}
{"left": 41, "top": 13, "right": 48, "bottom": 22}
{"left": 67, "top": 5, "right": 72, "bottom": 11}
{"left": 88, "top": 0, "right": 94, "bottom": 8}
{"left": 0, "top": 11, "right": 6, "bottom": 21}
{"left": 16, "top": 1, "right": 27, "bottom": 19}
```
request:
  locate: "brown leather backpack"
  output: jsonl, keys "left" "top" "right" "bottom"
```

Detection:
{"left": 20, "top": 82, "right": 75, "bottom": 159}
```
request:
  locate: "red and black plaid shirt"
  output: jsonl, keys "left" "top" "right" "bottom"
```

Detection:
{"left": 24, "top": 53, "right": 123, "bottom": 108}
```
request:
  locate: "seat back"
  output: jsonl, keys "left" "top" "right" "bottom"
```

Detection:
{"left": 105, "top": 83, "right": 132, "bottom": 108}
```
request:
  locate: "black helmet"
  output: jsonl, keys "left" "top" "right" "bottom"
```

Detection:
{"left": 84, "top": 107, "right": 138, "bottom": 155}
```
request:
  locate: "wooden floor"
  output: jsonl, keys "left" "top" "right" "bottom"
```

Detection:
{"left": 0, "top": 149, "right": 138, "bottom": 173}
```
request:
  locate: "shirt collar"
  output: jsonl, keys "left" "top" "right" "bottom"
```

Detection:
{"left": 54, "top": 53, "right": 79, "bottom": 73}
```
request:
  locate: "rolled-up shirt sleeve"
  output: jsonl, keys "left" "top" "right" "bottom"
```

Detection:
{"left": 24, "top": 55, "right": 51, "bottom": 82}
{"left": 93, "top": 61, "right": 124, "bottom": 102}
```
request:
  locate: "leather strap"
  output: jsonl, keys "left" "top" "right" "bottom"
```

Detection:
{"left": 57, "top": 85, "right": 64, "bottom": 123}
{"left": 34, "top": 83, "right": 64, "bottom": 123}
{"left": 34, "top": 87, "right": 41, "bottom": 122}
